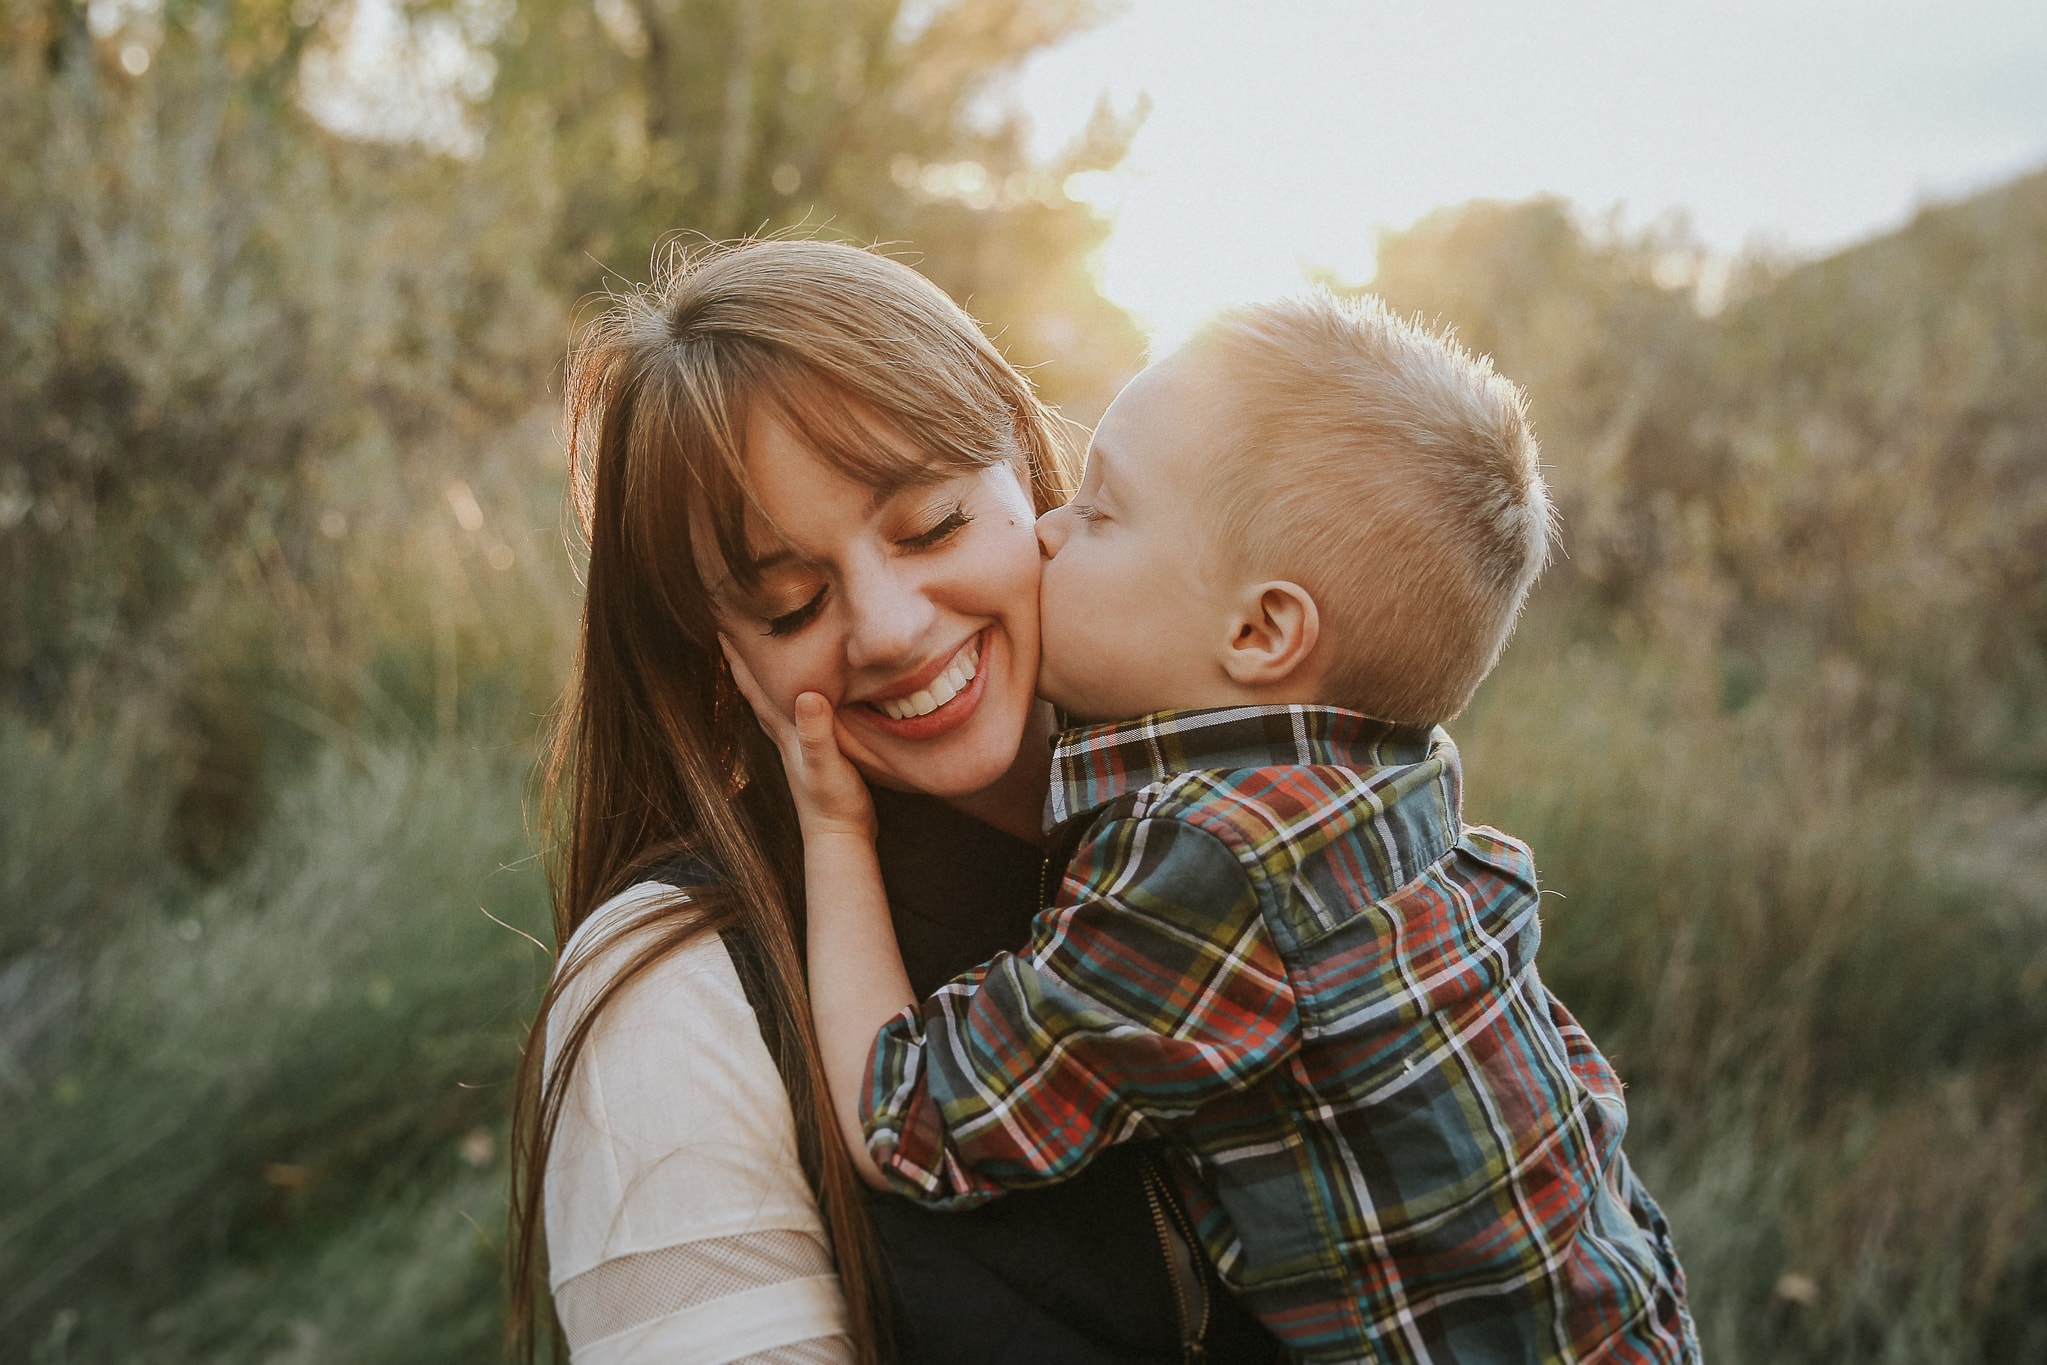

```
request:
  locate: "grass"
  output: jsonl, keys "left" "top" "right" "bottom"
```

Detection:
{"left": 0, "top": 727, "right": 552, "bottom": 1362}
{"left": 1456, "top": 631, "right": 2047, "bottom": 1362}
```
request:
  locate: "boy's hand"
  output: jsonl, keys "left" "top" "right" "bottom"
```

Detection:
{"left": 722, "top": 637, "right": 908, "bottom": 1192}
{"left": 719, "top": 638, "right": 877, "bottom": 843}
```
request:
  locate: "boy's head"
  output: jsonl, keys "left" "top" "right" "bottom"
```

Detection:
{"left": 1036, "top": 290, "right": 1551, "bottom": 727}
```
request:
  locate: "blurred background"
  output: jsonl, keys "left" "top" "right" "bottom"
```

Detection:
{"left": 2, "top": 0, "right": 2044, "bottom": 1359}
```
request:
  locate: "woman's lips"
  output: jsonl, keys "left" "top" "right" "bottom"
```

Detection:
{"left": 870, "top": 636, "right": 980, "bottom": 720}
{"left": 846, "top": 631, "right": 991, "bottom": 741}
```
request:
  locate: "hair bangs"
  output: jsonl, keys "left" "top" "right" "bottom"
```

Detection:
{"left": 755, "top": 357, "right": 994, "bottom": 500}
{"left": 678, "top": 346, "right": 1016, "bottom": 603}
{"left": 608, "top": 338, "right": 753, "bottom": 647}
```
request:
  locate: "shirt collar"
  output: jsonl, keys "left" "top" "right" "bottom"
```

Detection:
{"left": 1046, "top": 704, "right": 1451, "bottom": 829}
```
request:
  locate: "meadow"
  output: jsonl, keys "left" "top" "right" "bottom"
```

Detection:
{"left": 3, "top": 2, "right": 2045, "bottom": 1359}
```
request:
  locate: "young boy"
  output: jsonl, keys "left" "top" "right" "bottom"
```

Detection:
{"left": 776, "top": 293, "right": 1698, "bottom": 1362}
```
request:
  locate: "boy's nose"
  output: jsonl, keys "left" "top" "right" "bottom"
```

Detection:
{"left": 1035, "top": 505, "right": 1069, "bottom": 560}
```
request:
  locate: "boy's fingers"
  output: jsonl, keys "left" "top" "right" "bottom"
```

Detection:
{"left": 793, "top": 692, "right": 838, "bottom": 753}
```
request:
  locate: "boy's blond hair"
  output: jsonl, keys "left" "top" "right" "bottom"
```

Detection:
{"left": 1186, "top": 291, "right": 1553, "bottom": 726}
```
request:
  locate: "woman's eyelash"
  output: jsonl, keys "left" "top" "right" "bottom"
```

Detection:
{"left": 756, "top": 505, "right": 967, "bottom": 636}
{"left": 1071, "top": 502, "right": 1102, "bottom": 522}
{"left": 901, "top": 505, "right": 973, "bottom": 549}
{"left": 763, "top": 586, "right": 828, "bottom": 637}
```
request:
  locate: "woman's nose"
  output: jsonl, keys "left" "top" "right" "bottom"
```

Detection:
{"left": 841, "top": 558, "right": 936, "bottom": 670}
{"left": 1035, "top": 505, "right": 1069, "bottom": 560}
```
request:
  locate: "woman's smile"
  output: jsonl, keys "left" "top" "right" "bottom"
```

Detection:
{"left": 845, "top": 630, "right": 988, "bottom": 739}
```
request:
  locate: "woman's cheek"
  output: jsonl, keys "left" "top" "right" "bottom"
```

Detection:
{"left": 733, "top": 636, "right": 826, "bottom": 724}
{"left": 1006, "top": 530, "right": 1044, "bottom": 601}
{"left": 779, "top": 638, "right": 845, "bottom": 712}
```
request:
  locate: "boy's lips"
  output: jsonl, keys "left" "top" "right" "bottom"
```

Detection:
{"left": 845, "top": 631, "right": 990, "bottom": 741}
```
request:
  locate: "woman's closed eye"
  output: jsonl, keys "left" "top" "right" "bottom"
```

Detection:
{"left": 763, "top": 584, "right": 828, "bottom": 637}
{"left": 899, "top": 504, "right": 974, "bottom": 551}
{"left": 1070, "top": 501, "right": 1103, "bottom": 523}
{"left": 754, "top": 503, "right": 971, "bottom": 636}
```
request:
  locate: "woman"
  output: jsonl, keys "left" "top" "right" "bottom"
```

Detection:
{"left": 507, "top": 240, "right": 1285, "bottom": 1363}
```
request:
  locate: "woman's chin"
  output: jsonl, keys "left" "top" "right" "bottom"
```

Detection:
{"left": 851, "top": 722, "right": 1023, "bottom": 801}
{"left": 857, "top": 751, "right": 1016, "bottom": 802}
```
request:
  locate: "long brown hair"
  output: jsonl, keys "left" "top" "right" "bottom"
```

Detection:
{"left": 506, "top": 239, "right": 1076, "bottom": 1362}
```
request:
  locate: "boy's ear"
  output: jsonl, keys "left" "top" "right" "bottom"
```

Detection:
{"left": 1221, "top": 581, "right": 1322, "bottom": 690}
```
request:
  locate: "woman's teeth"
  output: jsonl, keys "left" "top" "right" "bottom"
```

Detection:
{"left": 874, "top": 640, "right": 979, "bottom": 721}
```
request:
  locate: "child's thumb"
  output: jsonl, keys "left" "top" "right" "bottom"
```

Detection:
{"left": 792, "top": 693, "right": 837, "bottom": 753}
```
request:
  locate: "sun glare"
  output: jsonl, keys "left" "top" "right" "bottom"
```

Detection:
{"left": 1017, "top": 0, "right": 2047, "bottom": 349}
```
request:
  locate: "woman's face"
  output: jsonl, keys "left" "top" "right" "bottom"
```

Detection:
{"left": 703, "top": 409, "right": 1044, "bottom": 801}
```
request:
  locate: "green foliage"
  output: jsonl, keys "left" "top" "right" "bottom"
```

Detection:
{"left": 491, "top": 0, "right": 1144, "bottom": 413}
{"left": 1457, "top": 631, "right": 2047, "bottom": 1362}
{"left": 0, "top": 710, "right": 177, "bottom": 962}
{"left": 0, "top": 3, "right": 563, "bottom": 714}
{"left": 1365, "top": 176, "right": 2047, "bottom": 772}
{"left": 0, "top": 733, "right": 551, "bottom": 1360}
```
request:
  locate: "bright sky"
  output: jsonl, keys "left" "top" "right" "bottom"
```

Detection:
{"left": 1014, "top": 0, "right": 2047, "bottom": 346}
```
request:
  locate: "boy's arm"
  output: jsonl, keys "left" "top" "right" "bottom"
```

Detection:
{"left": 794, "top": 784, "right": 912, "bottom": 1191}
{"left": 719, "top": 647, "right": 908, "bottom": 1190}
{"left": 864, "top": 812, "right": 1301, "bottom": 1207}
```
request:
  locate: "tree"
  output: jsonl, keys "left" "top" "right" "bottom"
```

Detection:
{"left": 487, "top": 0, "right": 1145, "bottom": 412}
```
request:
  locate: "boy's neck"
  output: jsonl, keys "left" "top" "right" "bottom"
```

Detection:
{"left": 1061, "top": 679, "right": 1337, "bottom": 729}
{"left": 939, "top": 700, "right": 1057, "bottom": 846}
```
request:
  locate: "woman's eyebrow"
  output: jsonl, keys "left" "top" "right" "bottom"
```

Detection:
{"left": 706, "top": 546, "right": 800, "bottom": 600}
{"left": 867, "top": 468, "right": 953, "bottom": 515}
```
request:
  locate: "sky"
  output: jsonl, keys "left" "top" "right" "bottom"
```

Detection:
{"left": 1012, "top": 0, "right": 2047, "bottom": 346}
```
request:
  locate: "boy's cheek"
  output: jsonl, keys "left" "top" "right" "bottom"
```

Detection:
{"left": 1034, "top": 622, "right": 1098, "bottom": 716}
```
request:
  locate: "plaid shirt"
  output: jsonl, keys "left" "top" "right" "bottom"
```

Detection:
{"left": 864, "top": 706, "right": 1698, "bottom": 1363}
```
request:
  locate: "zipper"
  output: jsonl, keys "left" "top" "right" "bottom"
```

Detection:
{"left": 1141, "top": 1152, "right": 1209, "bottom": 1363}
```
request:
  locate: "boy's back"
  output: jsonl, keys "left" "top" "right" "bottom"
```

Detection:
{"left": 865, "top": 704, "right": 1695, "bottom": 1362}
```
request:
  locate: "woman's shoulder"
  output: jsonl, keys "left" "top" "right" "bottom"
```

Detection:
{"left": 543, "top": 878, "right": 849, "bottom": 1359}
{"left": 549, "top": 881, "right": 727, "bottom": 1033}
{"left": 543, "top": 879, "right": 822, "bottom": 1266}
{"left": 573, "top": 847, "right": 751, "bottom": 966}
{"left": 561, "top": 878, "right": 718, "bottom": 966}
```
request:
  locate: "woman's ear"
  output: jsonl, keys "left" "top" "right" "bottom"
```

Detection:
{"left": 1221, "top": 581, "right": 1322, "bottom": 690}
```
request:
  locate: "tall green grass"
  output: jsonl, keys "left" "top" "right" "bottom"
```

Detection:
{"left": 2, "top": 374, "right": 575, "bottom": 1360}
{"left": 0, "top": 729, "right": 552, "bottom": 1362}
{"left": 1457, "top": 630, "right": 2047, "bottom": 1362}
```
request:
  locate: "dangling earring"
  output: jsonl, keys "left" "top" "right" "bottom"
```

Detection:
{"left": 711, "top": 654, "right": 752, "bottom": 798}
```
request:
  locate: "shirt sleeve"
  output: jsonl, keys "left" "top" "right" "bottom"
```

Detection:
{"left": 544, "top": 884, "right": 854, "bottom": 1365}
{"left": 862, "top": 816, "right": 1300, "bottom": 1207}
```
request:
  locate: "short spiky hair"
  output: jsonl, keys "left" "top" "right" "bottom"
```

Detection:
{"left": 1186, "top": 291, "right": 1553, "bottom": 725}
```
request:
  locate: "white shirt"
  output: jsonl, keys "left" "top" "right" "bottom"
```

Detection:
{"left": 544, "top": 882, "right": 854, "bottom": 1364}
